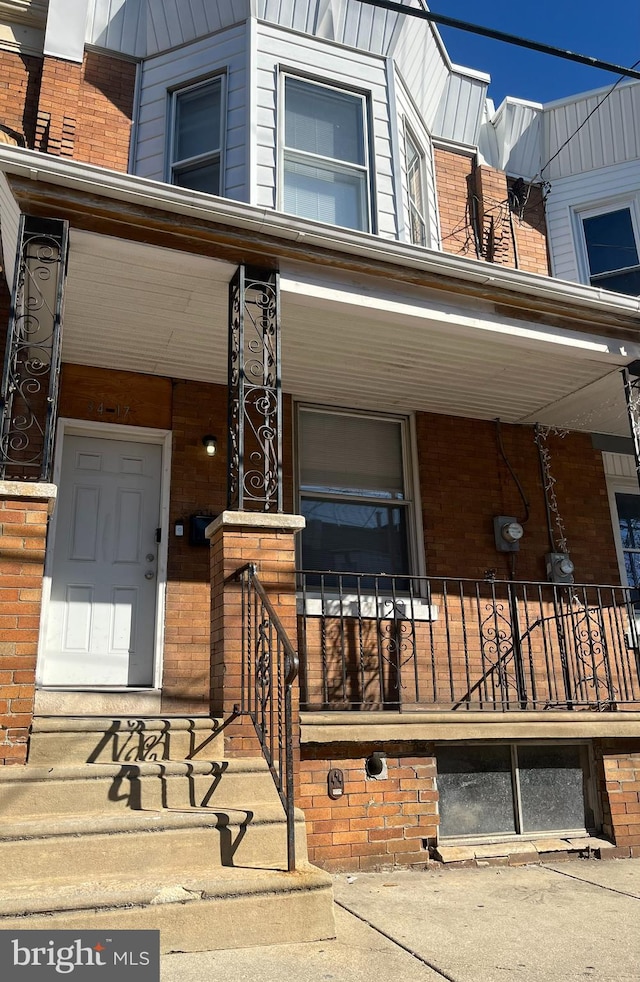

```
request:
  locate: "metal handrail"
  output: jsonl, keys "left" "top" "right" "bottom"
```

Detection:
{"left": 296, "top": 570, "right": 640, "bottom": 713}
{"left": 232, "top": 562, "right": 298, "bottom": 871}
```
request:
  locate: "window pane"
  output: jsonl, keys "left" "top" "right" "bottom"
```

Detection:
{"left": 299, "top": 411, "right": 404, "bottom": 497}
{"left": 592, "top": 268, "right": 640, "bottom": 296}
{"left": 174, "top": 80, "right": 221, "bottom": 162}
{"left": 518, "top": 745, "right": 586, "bottom": 833}
{"left": 583, "top": 209, "right": 638, "bottom": 276}
{"left": 616, "top": 493, "right": 640, "bottom": 550}
{"left": 173, "top": 159, "right": 220, "bottom": 195}
{"left": 285, "top": 78, "right": 364, "bottom": 165}
{"left": 300, "top": 499, "right": 409, "bottom": 575}
{"left": 283, "top": 158, "right": 366, "bottom": 231}
{"left": 437, "top": 746, "right": 516, "bottom": 837}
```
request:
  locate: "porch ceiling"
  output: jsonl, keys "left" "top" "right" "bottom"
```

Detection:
{"left": 61, "top": 230, "right": 636, "bottom": 437}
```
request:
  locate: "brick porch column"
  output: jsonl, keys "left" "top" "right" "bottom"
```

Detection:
{"left": 0, "top": 481, "right": 56, "bottom": 765}
{"left": 207, "top": 511, "right": 305, "bottom": 759}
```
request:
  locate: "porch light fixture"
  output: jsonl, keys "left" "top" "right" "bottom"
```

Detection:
{"left": 202, "top": 435, "right": 217, "bottom": 457}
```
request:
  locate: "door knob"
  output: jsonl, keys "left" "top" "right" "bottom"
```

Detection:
{"left": 144, "top": 570, "right": 155, "bottom": 580}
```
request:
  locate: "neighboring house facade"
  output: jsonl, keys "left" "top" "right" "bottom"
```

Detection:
{"left": 1, "top": 0, "right": 640, "bottom": 923}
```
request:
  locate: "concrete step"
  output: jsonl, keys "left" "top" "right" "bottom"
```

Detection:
{"left": 0, "top": 758, "right": 279, "bottom": 818}
{"left": 29, "top": 716, "right": 224, "bottom": 765}
{"left": 0, "top": 863, "right": 336, "bottom": 953}
{"left": 0, "top": 804, "right": 309, "bottom": 883}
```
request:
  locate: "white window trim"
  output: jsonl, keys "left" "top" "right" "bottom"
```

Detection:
{"left": 278, "top": 71, "right": 374, "bottom": 233}
{"left": 403, "top": 120, "right": 428, "bottom": 248}
{"left": 294, "top": 403, "right": 424, "bottom": 582}
{"left": 166, "top": 73, "right": 227, "bottom": 194}
{"left": 572, "top": 194, "right": 640, "bottom": 287}
{"left": 606, "top": 470, "right": 640, "bottom": 586}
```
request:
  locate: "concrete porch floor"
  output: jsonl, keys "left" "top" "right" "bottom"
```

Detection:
{"left": 162, "top": 858, "right": 640, "bottom": 981}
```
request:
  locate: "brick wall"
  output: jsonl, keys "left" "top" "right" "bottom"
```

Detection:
{"left": 416, "top": 413, "right": 619, "bottom": 584}
{"left": 595, "top": 740, "right": 640, "bottom": 857}
{"left": 163, "top": 381, "right": 228, "bottom": 713}
{"left": 434, "top": 147, "right": 549, "bottom": 275}
{"left": 299, "top": 744, "right": 438, "bottom": 872}
{"left": 35, "top": 52, "right": 135, "bottom": 169}
{"left": 0, "top": 493, "right": 51, "bottom": 764}
{"left": 508, "top": 179, "right": 550, "bottom": 275}
{"left": 433, "top": 148, "right": 477, "bottom": 258}
{"left": 0, "top": 49, "right": 42, "bottom": 146}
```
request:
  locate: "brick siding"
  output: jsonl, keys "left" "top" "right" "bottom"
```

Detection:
{"left": 595, "top": 740, "right": 640, "bottom": 857}
{"left": 434, "top": 147, "right": 549, "bottom": 275}
{"left": 416, "top": 413, "right": 620, "bottom": 584}
{"left": 35, "top": 52, "right": 135, "bottom": 169}
{"left": 0, "top": 496, "right": 50, "bottom": 764}
{"left": 0, "top": 49, "right": 42, "bottom": 147}
{"left": 299, "top": 745, "right": 438, "bottom": 872}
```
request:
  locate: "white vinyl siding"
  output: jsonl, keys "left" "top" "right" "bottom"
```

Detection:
{"left": 545, "top": 160, "right": 640, "bottom": 283}
{"left": 433, "top": 70, "right": 488, "bottom": 147}
{"left": 85, "top": 0, "right": 249, "bottom": 58}
{"left": 390, "top": 13, "right": 449, "bottom": 135}
{"left": 256, "top": 22, "right": 397, "bottom": 238}
{"left": 258, "top": 0, "right": 401, "bottom": 55}
{"left": 542, "top": 81, "right": 640, "bottom": 182}
{"left": 133, "top": 24, "right": 248, "bottom": 202}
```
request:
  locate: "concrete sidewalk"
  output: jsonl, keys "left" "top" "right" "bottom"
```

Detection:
{"left": 161, "top": 859, "right": 640, "bottom": 982}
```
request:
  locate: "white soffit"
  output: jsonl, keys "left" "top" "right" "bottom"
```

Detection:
{"left": 60, "top": 231, "right": 635, "bottom": 436}
{"left": 62, "top": 230, "right": 235, "bottom": 379}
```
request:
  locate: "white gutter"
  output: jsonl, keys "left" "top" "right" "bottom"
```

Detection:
{"left": 1, "top": 144, "right": 639, "bottom": 319}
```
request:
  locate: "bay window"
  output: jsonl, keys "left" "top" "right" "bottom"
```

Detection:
{"left": 282, "top": 76, "right": 371, "bottom": 232}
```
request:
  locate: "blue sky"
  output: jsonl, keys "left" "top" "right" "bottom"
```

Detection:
{"left": 433, "top": 1, "right": 639, "bottom": 106}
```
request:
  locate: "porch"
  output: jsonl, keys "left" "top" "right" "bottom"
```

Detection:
{"left": 295, "top": 571, "right": 640, "bottom": 713}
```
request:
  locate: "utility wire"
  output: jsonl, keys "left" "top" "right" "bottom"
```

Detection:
{"left": 353, "top": 0, "right": 640, "bottom": 81}
{"left": 540, "top": 59, "right": 640, "bottom": 176}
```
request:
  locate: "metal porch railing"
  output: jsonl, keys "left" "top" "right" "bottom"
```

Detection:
{"left": 296, "top": 572, "right": 640, "bottom": 712}
{"left": 233, "top": 563, "right": 299, "bottom": 871}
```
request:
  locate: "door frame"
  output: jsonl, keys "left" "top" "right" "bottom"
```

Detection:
{"left": 37, "top": 418, "right": 172, "bottom": 690}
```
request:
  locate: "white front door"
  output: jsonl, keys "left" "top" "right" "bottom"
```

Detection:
{"left": 42, "top": 434, "right": 163, "bottom": 686}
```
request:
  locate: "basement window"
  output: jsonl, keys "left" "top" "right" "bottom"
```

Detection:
{"left": 437, "top": 743, "right": 593, "bottom": 840}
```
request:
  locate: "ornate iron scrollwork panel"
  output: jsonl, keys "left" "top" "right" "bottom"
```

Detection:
{"left": 228, "top": 266, "right": 282, "bottom": 512}
{"left": 0, "top": 215, "right": 69, "bottom": 482}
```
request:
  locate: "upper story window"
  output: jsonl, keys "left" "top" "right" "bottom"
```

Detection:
{"left": 297, "top": 407, "right": 413, "bottom": 576}
{"left": 169, "top": 76, "right": 224, "bottom": 194}
{"left": 581, "top": 206, "right": 640, "bottom": 296}
{"left": 404, "top": 126, "right": 427, "bottom": 247}
{"left": 282, "top": 76, "right": 371, "bottom": 233}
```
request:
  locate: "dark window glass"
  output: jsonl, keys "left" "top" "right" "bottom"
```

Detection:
{"left": 437, "top": 745, "right": 516, "bottom": 837}
{"left": 518, "top": 745, "right": 586, "bottom": 833}
{"left": 583, "top": 209, "right": 640, "bottom": 296}
{"left": 301, "top": 499, "right": 409, "bottom": 577}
